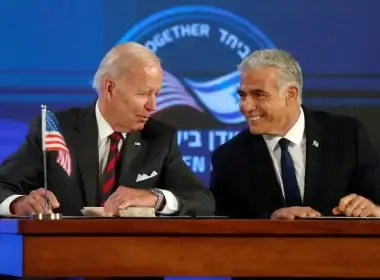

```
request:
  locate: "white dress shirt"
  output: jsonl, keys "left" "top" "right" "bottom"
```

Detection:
{"left": 0, "top": 102, "right": 179, "bottom": 216}
{"left": 262, "top": 108, "right": 306, "bottom": 201}
{"left": 95, "top": 102, "right": 178, "bottom": 214}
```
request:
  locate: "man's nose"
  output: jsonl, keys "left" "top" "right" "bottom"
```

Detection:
{"left": 240, "top": 97, "right": 257, "bottom": 113}
{"left": 145, "top": 94, "right": 156, "bottom": 112}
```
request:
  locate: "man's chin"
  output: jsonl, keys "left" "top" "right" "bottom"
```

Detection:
{"left": 125, "top": 122, "right": 146, "bottom": 133}
{"left": 248, "top": 125, "right": 265, "bottom": 135}
{"left": 134, "top": 121, "right": 147, "bottom": 131}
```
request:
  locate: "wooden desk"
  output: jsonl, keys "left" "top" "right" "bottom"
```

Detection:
{"left": 1, "top": 218, "right": 380, "bottom": 278}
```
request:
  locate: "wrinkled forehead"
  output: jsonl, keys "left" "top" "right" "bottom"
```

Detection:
{"left": 239, "top": 67, "right": 279, "bottom": 91}
{"left": 116, "top": 63, "right": 163, "bottom": 91}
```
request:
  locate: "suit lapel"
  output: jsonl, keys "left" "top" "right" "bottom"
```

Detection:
{"left": 303, "top": 108, "right": 322, "bottom": 205}
{"left": 118, "top": 131, "right": 146, "bottom": 187}
{"left": 244, "top": 132, "right": 285, "bottom": 206}
{"left": 71, "top": 103, "right": 99, "bottom": 206}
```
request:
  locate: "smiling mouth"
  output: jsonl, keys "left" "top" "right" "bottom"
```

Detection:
{"left": 248, "top": 116, "right": 261, "bottom": 121}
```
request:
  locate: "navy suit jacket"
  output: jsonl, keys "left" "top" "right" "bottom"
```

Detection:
{"left": 210, "top": 107, "right": 380, "bottom": 218}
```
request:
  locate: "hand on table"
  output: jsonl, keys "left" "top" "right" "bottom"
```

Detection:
{"left": 333, "top": 193, "right": 380, "bottom": 217}
{"left": 10, "top": 188, "right": 60, "bottom": 215}
{"left": 271, "top": 206, "right": 321, "bottom": 220}
{"left": 103, "top": 186, "right": 158, "bottom": 216}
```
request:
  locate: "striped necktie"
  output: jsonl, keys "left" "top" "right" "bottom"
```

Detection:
{"left": 101, "top": 132, "right": 123, "bottom": 206}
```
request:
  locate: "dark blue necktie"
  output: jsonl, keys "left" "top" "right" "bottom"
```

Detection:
{"left": 279, "top": 138, "right": 302, "bottom": 206}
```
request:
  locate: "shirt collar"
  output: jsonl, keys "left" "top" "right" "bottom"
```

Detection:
{"left": 95, "top": 100, "right": 127, "bottom": 145}
{"left": 263, "top": 108, "right": 305, "bottom": 152}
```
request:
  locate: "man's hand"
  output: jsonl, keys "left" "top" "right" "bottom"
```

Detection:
{"left": 103, "top": 186, "right": 158, "bottom": 216}
{"left": 332, "top": 193, "right": 380, "bottom": 217}
{"left": 10, "top": 188, "right": 60, "bottom": 215}
{"left": 271, "top": 206, "right": 321, "bottom": 220}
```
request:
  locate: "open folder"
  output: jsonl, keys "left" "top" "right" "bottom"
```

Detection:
{"left": 81, "top": 207, "right": 156, "bottom": 217}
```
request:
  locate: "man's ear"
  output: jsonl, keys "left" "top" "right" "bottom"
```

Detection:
{"left": 285, "top": 85, "right": 299, "bottom": 106}
{"left": 103, "top": 77, "right": 116, "bottom": 100}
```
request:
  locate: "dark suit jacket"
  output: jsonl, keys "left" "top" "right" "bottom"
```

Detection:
{"left": 0, "top": 103, "right": 214, "bottom": 216}
{"left": 210, "top": 107, "right": 380, "bottom": 218}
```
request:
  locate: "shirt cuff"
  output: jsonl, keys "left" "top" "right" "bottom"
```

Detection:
{"left": 0, "top": 195, "right": 25, "bottom": 216}
{"left": 155, "top": 189, "right": 179, "bottom": 215}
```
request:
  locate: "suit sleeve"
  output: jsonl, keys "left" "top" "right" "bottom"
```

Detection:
{"left": 0, "top": 118, "right": 43, "bottom": 203}
{"left": 350, "top": 120, "right": 380, "bottom": 204}
{"left": 161, "top": 130, "right": 215, "bottom": 216}
{"left": 209, "top": 148, "right": 240, "bottom": 218}
{"left": 210, "top": 147, "right": 271, "bottom": 219}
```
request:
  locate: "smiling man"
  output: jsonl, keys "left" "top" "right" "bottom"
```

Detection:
{"left": 0, "top": 42, "right": 214, "bottom": 217}
{"left": 210, "top": 49, "right": 380, "bottom": 219}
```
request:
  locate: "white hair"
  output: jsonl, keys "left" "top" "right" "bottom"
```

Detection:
{"left": 92, "top": 42, "right": 160, "bottom": 92}
{"left": 238, "top": 49, "right": 303, "bottom": 102}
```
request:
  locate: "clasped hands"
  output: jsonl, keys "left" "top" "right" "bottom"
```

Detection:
{"left": 271, "top": 193, "right": 380, "bottom": 220}
{"left": 10, "top": 186, "right": 159, "bottom": 216}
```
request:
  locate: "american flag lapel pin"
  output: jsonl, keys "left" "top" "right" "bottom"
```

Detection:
{"left": 313, "top": 140, "right": 319, "bottom": 147}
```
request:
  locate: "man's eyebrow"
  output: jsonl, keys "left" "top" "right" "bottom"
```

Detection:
{"left": 251, "top": 89, "right": 267, "bottom": 94}
{"left": 237, "top": 88, "right": 268, "bottom": 94}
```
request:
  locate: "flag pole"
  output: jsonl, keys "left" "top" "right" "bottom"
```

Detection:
{"left": 41, "top": 104, "right": 48, "bottom": 213}
{"left": 31, "top": 105, "right": 62, "bottom": 220}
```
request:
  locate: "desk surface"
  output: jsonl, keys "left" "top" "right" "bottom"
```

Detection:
{"left": 2, "top": 217, "right": 380, "bottom": 236}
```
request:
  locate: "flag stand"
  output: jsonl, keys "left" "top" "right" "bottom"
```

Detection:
{"left": 31, "top": 104, "right": 64, "bottom": 220}
{"left": 30, "top": 213, "right": 63, "bottom": 220}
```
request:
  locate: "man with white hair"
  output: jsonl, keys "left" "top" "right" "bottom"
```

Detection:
{"left": 210, "top": 49, "right": 380, "bottom": 219}
{"left": 0, "top": 42, "right": 214, "bottom": 217}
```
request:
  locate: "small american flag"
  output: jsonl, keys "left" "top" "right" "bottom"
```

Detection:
{"left": 44, "top": 110, "right": 72, "bottom": 176}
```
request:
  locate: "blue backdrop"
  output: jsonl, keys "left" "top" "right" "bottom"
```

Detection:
{"left": 0, "top": 1, "right": 380, "bottom": 278}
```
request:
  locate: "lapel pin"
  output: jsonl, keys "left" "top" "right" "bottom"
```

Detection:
{"left": 313, "top": 140, "right": 319, "bottom": 147}
{"left": 134, "top": 142, "right": 141, "bottom": 146}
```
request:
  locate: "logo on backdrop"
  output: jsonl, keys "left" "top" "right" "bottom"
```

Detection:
{"left": 117, "top": 5, "right": 276, "bottom": 125}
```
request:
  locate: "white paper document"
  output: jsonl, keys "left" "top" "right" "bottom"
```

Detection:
{"left": 81, "top": 207, "right": 156, "bottom": 217}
